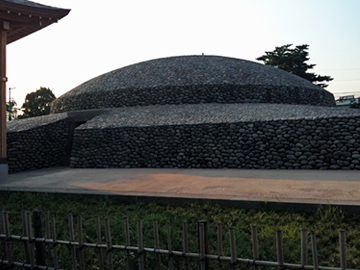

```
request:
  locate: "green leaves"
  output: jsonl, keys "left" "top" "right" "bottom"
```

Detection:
{"left": 18, "top": 87, "right": 56, "bottom": 119}
{"left": 256, "top": 44, "right": 333, "bottom": 88}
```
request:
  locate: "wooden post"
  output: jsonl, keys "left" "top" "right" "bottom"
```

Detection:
{"left": 229, "top": 226, "right": 238, "bottom": 270}
{"left": 167, "top": 222, "right": 173, "bottom": 270}
{"left": 124, "top": 216, "right": 132, "bottom": 270}
{"left": 301, "top": 228, "right": 308, "bottom": 266}
{"left": 105, "top": 217, "right": 113, "bottom": 270}
{"left": 310, "top": 231, "right": 319, "bottom": 270}
{"left": 137, "top": 219, "right": 145, "bottom": 270}
{"left": 198, "top": 220, "right": 208, "bottom": 269}
{"left": 0, "top": 26, "right": 7, "bottom": 182}
{"left": 68, "top": 214, "right": 77, "bottom": 270}
{"left": 276, "top": 229, "right": 284, "bottom": 270}
{"left": 33, "top": 211, "right": 45, "bottom": 266}
{"left": 96, "top": 216, "right": 105, "bottom": 270}
{"left": 182, "top": 221, "right": 189, "bottom": 270}
{"left": 153, "top": 219, "right": 161, "bottom": 270}
{"left": 251, "top": 224, "right": 259, "bottom": 270}
{"left": 339, "top": 230, "right": 347, "bottom": 270}
{"left": 217, "top": 223, "right": 224, "bottom": 269}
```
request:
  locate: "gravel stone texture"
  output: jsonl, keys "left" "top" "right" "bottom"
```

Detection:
{"left": 51, "top": 55, "right": 335, "bottom": 113}
{"left": 78, "top": 103, "right": 360, "bottom": 129}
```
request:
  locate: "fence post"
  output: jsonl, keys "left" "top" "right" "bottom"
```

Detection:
{"left": 182, "top": 221, "right": 189, "bottom": 270}
{"left": 198, "top": 220, "right": 208, "bottom": 270}
{"left": 167, "top": 222, "right": 173, "bottom": 270}
{"left": 276, "top": 229, "right": 284, "bottom": 270}
{"left": 68, "top": 214, "right": 77, "bottom": 270}
{"left": 2, "top": 210, "right": 13, "bottom": 268}
{"left": 217, "top": 223, "right": 224, "bottom": 269}
{"left": 33, "top": 210, "right": 45, "bottom": 266}
{"left": 105, "top": 217, "right": 113, "bottom": 270}
{"left": 124, "top": 216, "right": 132, "bottom": 270}
{"left": 137, "top": 219, "right": 145, "bottom": 270}
{"left": 51, "top": 214, "right": 59, "bottom": 269}
{"left": 22, "top": 211, "right": 30, "bottom": 264}
{"left": 229, "top": 226, "right": 238, "bottom": 270}
{"left": 78, "top": 216, "right": 85, "bottom": 270}
{"left": 311, "top": 231, "right": 319, "bottom": 270}
{"left": 339, "top": 230, "right": 347, "bottom": 270}
{"left": 251, "top": 224, "right": 259, "bottom": 270}
{"left": 301, "top": 228, "right": 308, "bottom": 266}
{"left": 199, "top": 223, "right": 206, "bottom": 270}
{"left": 96, "top": 216, "right": 105, "bottom": 270}
{"left": 153, "top": 219, "right": 161, "bottom": 270}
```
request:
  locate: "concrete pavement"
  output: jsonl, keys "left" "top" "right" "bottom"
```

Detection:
{"left": 1, "top": 167, "right": 359, "bottom": 207}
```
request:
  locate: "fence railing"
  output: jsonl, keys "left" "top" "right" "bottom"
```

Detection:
{"left": 0, "top": 210, "right": 357, "bottom": 270}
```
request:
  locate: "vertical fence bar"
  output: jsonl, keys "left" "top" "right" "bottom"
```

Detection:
{"left": 137, "top": 219, "right": 145, "bottom": 270}
{"left": 276, "top": 229, "right": 284, "bottom": 270}
{"left": 198, "top": 220, "right": 208, "bottom": 269}
{"left": 311, "top": 231, "right": 319, "bottom": 270}
{"left": 182, "top": 221, "right": 189, "bottom": 270}
{"left": 78, "top": 216, "right": 85, "bottom": 270}
{"left": 96, "top": 216, "right": 104, "bottom": 270}
{"left": 229, "top": 226, "right": 238, "bottom": 270}
{"left": 339, "top": 230, "right": 347, "bottom": 270}
{"left": 105, "top": 217, "right": 113, "bottom": 270}
{"left": 251, "top": 224, "right": 259, "bottom": 270}
{"left": 153, "top": 219, "right": 161, "bottom": 270}
{"left": 217, "top": 223, "right": 224, "bottom": 269}
{"left": 33, "top": 210, "right": 45, "bottom": 266}
{"left": 45, "top": 211, "right": 51, "bottom": 267}
{"left": 124, "top": 216, "right": 131, "bottom": 270}
{"left": 2, "top": 211, "right": 13, "bottom": 267}
{"left": 167, "top": 222, "right": 173, "bottom": 270}
{"left": 51, "top": 214, "right": 59, "bottom": 269}
{"left": 22, "top": 211, "right": 30, "bottom": 264}
{"left": 301, "top": 228, "right": 308, "bottom": 266}
{"left": 68, "top": 214, "right": 77, "bottom": 270}
{"left": 199, "top": 223, "right": 206, "bottom": 270}
{"left": 26, "top": 211, "right": 35, "bottom": 268}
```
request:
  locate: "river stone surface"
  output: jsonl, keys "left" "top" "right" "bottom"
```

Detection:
{"left": 78, "top": 103, "right": 360, "bottom": 129}
{"left": 51, "top": 55, "right": 335, "bottom": 113}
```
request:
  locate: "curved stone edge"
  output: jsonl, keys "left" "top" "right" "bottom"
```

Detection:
{"left": 76, "top": 103, "right": 360, "bottom": 129}
{"left": 51, "top": 84, "right": 335, "bottom": 113}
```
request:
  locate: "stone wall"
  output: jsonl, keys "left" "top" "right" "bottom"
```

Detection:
{"left": 7, "top": 115, "right": 71, "bottom": 173}
{"left": 51, "top": 84, "right": 335, "bottom": 113}
{"left": 70, "top": 116, "right": 360, "bottom": 170}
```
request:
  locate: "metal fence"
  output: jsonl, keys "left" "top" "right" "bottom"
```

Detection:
{"left": 0, "top": 210, "right": 356, "bottom": 270}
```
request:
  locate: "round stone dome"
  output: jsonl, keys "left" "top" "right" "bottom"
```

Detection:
{"left": 51, "top": 55, "right": 335, "bottom": 113}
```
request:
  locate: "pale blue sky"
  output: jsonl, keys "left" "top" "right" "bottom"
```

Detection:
{"left": 6, "top": 0, "right": 360, "bottom": 106}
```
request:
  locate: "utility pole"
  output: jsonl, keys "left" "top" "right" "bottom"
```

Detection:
{"left": 8, "top": 87, "right": 15, "bottom": 121}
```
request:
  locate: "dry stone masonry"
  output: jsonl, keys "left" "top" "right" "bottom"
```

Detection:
{"left": 70, "top": 104, "right": 360, "bottom": 170}
{"left": 7, "top": 55, "right": 360, "bottom": 172}
{"left": 51, "top": 55, "right": 335, "bottom": 113}
{"left": 7, "top": 114, "right": 71, "bottom": 173}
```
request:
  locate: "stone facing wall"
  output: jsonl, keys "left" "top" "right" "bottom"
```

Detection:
{"left": 51, "top": 56, "right": 336, "bottom": 113}
{"left": 51, "top": 84, "right": 335, "bottom": 113}
{"left": 70, "top": 116, "right": 360, "bottom": 170}
{"left": 7, "top": 118, "right": 71, "bottom": 173}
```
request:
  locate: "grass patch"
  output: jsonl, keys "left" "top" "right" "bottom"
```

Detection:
{"left": 0, "top": 191, "right": 360, "bottom": 269}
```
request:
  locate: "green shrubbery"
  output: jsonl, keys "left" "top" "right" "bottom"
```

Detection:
{"left": 1, "top": 192, "right": 360, "bottom": 269}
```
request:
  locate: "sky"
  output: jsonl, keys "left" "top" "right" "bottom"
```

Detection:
{"left": 6, "top": 0, "right": 360, "bottom": 107}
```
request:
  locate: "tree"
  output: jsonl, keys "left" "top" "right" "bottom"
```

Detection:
{"left": 19, "top": 87, "right": 56, "bottom": 119}
{"left": 256, "top": 44, "right": 333, "bottom": 88}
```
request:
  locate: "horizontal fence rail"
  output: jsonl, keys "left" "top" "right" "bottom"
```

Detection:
{"left": 0, "top": 210, "right": 357, "bottom": 270}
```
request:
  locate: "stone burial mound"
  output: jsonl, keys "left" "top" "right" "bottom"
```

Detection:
{"left": 7, "top": 55, "right": 360, "bottom": 172}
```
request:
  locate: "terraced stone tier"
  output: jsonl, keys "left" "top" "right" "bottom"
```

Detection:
{"left": 51, "top": 55, "right": 335, "bottom": 113}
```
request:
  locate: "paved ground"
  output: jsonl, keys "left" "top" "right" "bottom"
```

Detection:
{"left": 1, "top": 167, "right": 359, "bottom": 206}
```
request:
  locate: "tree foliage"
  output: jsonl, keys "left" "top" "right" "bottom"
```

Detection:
{"left": 256, "top": 44, "right": 333, "bottom": 88}
{"left": 19, "top": 87, "right": 56, "bottom": 119}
